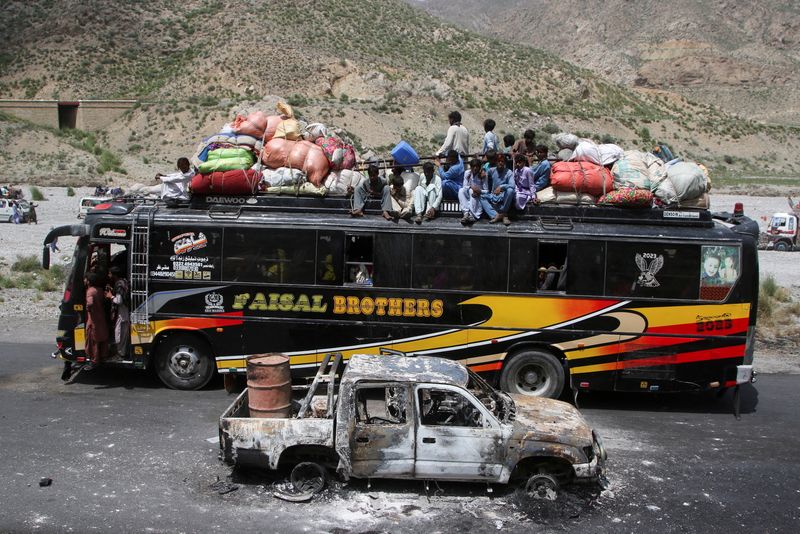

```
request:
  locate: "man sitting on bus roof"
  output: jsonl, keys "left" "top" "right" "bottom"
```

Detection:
{"left": 413, "top": 161, "right": 442, "bottom": 224}
{"left": 156, "top": 157, "right": 195, "bottom": 204}
{"left": 436, "top": 149, "right": 465, "bottom": 201}
{"left": 351, "top": 161, "right": 387, "bottom": 217}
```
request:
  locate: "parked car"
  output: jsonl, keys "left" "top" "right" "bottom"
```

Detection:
{"left": 220, "top": 353, "right": 606, "bottom": 498}
{"left": 0, "top": 198, "right": 30, "bottom": 222}
{"left": 77, "top": 196, "right": 111, "bottom": 219}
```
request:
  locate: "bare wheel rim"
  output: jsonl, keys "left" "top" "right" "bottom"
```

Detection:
{"left": 515, "top": 362, "right": 551, "bottom": 394}
{"left": 290, "top": 463, "right": 326, "bottom": 494}
{"left": 167, "top": 344, "right": 202, "bottom": 379}
{"left": 525, "top": 474, "right": 559, "bottom": 500}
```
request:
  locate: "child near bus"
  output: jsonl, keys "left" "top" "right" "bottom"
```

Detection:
{"left": 83, "top": 271, "right": 109, "bottom": 370}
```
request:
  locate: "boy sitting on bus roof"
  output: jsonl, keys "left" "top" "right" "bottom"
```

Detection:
{"left": 480, "top": 152, "right": 515, "bottom": 225}
{"left": 531, "top": 144, "right": 552, "bottom": 192}
{"left": 412, "top": 161, "right": 442, "bottom": 224}
{"left": 384, "top": 166, "right": 413, "bottom": 221}
{"left": 458, "top": 158, "right": 488, "bottom": 226}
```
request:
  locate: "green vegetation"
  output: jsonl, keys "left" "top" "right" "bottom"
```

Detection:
{"left": 29, "top": 186, "right": 45, "bottom": 201}
{"left": 66, "top": 186, "right": 75, "bottom": 197}
{"left": 0, "top": 255, "right": 67, "bottom": 292}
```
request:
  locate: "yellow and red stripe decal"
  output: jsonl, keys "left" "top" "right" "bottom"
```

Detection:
{"left": 569, "top": 344, "right": 745, "bottom": 375}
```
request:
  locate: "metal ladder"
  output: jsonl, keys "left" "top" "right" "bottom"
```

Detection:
{"left": 130, "top": 205, "right": 157, "bottom": 336}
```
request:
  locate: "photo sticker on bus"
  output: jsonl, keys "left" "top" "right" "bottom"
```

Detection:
{"left": 699, "top": 245, "right": 739, "bottom": 301}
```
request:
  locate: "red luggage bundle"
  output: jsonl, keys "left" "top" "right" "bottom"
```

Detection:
{"left": 315, "top": 136, "right": 357, "bottom": 171}
{"left": 191, "top": 169, "right": 260, "bottom": 195}
{"left": 262, "top": 138, "right": 330, "bottom": 186}
{"left": 550, "top": 161, "right": 613, "bottom": 197}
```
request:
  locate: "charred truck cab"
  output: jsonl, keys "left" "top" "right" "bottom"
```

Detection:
{"left": 43, "top": 195, "right": 760, "bottom": 395}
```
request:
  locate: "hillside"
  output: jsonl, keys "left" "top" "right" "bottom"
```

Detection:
{"left": 0, "top": 0, "right": 798, "bottom": 186}
{"left": 408, "top": 0, "right": 800, "bottom": 126}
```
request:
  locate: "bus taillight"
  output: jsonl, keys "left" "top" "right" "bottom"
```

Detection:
{"left": 63, "top": 288, "right": 71, "bottom": 302}
{"left": 734, "top": 202, "right": 744, "bottom": 216}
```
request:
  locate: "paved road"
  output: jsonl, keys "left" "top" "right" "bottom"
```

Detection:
{"left": 1, "top": 342, "right": 798, "bottom": 533}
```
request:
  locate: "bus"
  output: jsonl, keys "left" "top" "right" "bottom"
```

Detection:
{"left": 42, "top": 195, "right": 759, "bottom": 398}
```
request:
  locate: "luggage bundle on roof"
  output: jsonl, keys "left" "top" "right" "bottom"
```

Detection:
{"left": 545, "top": 133, "right": 711, "bottom": 210}
{"left": 190, "top": 102, "right": 360, "bottom": 197}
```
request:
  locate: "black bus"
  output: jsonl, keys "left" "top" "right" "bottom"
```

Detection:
{"left": 43, "top": 195, "right": 759, "bottom": 398}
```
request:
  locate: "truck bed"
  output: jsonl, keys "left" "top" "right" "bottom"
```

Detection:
{"left": 219, "top": 389, "right": 335, "bottom": 469}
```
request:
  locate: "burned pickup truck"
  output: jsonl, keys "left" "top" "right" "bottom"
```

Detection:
{"left": 220, "top": 353, "right": 606, "bottom": 496}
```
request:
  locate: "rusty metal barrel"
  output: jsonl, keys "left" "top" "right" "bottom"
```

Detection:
{"left": 247, "top": 354, "right": 292, "bottom": 418}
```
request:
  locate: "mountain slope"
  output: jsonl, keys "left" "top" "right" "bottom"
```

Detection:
{"left": 0, "top": 0, "right": 798, "bottom": 184}
{"left": 408, "top": 0, "right": 800, "bottom": 125}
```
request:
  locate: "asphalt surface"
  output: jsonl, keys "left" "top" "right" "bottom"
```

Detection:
{"left": 1, "top": 342, "right": 798, "bottom": 533}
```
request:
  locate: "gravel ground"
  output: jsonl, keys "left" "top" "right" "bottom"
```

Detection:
{"left": 1, "top": 188, "right": 797, "bottom": 371}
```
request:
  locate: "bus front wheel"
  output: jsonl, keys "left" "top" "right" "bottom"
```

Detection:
{"left": 500, "top": 350, "right": 565, "bottom": 399}
{"left": 155, "top": 334, "right": 215, "bottom": 390}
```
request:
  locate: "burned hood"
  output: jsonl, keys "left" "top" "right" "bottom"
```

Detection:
{"left": 509, "top": 394, "right": 593, "bottom": 449}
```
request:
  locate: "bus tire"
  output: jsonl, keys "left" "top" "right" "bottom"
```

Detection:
{"left": 500, "top": 349, "right": 565, "bottom": 399}
{"left": 155, "top": 333, "right": 215, "bottom": 390}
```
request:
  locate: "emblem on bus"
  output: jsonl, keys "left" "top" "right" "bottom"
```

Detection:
{"left": 633, "top": 253, "right": 663, "bottom": 289}
{"left": 204, "top": 292, "right": 224, "bottom": 313}
{"left": 172, "top": 232, "right": 208, "bottom": 255}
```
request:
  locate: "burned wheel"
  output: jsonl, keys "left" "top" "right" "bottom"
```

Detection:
{"left": 155, "top": 334, "right": 215, "bottom": 390}
{"left": 500, "top": 350, "right": 565, "bottom": 398}
{"left": 525, "top": 473, "right": 559, "bottom": 500}
{"left": 290, "top": 462, "right": 327, "bottom": 495}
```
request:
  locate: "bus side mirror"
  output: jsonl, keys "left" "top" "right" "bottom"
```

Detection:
{"left": 42, "top": 246, "right": 50, "bottom": 270}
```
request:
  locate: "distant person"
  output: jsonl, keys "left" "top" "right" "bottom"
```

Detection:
{"left": 83, "top": 271, "right": 109, "bottom": 370}
{"left": 502, "top": 134, "right": 515, "bottom": 168}
{"left": 49, "top": 235, "right": 60, "bottom": 254}
{"left": 437, "top": 111, "right": 469, "bottom": 157}
{"left": 156, "top": 157, "right": 195, "bottom": 202}
{"left": 482, "top": 119, "right": 499, "bottom": 154}
{"left": 436, "top": 150, "right": 465, "bottom": 201}
{"left": 413, "top": 161, "right": 442, "bottom": 224}
{"left": 11, "top": 201, "right": 21, "bottom": 224}
{"left": 107, "top": 266, "right": 130, "bottom": 360}
{"left": 28, "top": 202, "right": 38, "bottom": 224}
{"left": 512, "top": 129, "right": 536, "bottom": 164}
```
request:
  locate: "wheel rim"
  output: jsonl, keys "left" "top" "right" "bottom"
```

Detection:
{"left": 514, "top": 363, "right": 550, "bottom": 395}
{"left": 525, "top": 474, "right": 558, "bottom": 500}
{"left": 167, "top": 344, "right": 202, "bottom": 379}
{"left": 291, "top": 463, "right": 326, "bottom": 494}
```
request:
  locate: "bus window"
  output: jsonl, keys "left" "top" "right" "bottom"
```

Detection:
{"left": 223, "top": 228, "right": 315, "bottom": 284}
{"left": 373, "top": 233, "right": 411, "bottom": 288}
{"left": 413, "top": 235, "right": 507, "bottom": 292}
{"left": 345, "top": 234, "right": 374, "bottom": 286}
{"left": 509, "top": 237, "right": 537, "bottom": 293}
{"left": 317, "top": 230, "right": 343, "bottom": 285}
{"left": 566, "top": 241, "right": 605, "bottom": 296}
{"left": 150, "top": 226, "right": 222, "bottom": 281}
{"left": 537, "top": 242, "right": 567, "bottom": 291}
{"left": 605, "top": 242, "right": 700, "bottom": 300}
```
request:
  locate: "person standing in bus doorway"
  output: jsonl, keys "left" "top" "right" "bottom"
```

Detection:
{"left": 351, "top": 161, "right": 386, "bottom": 217}
{"left": 437, "top": 111, "right": 469, "bottom": 157}
{"left": 413, "top": 161, "right": 442, "bottom": 224}
{"left": 107, "top": 266, "right": 130, "bottom": 361}
{"left": 436, "top": 149, "right": 465, "bottom": 201}
{"left": 480, "top": 152, "right": 515, "bottom": 225}
{"left": 155, "top": 157, "right": 195, "bottom": 204}
{"left": 83, "top": 272, "right": 109, "bottom": 371}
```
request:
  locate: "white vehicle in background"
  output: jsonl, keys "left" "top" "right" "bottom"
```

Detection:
{"left": 77, "top": 196, "right": 111, "bottom": 219}
{"left": 765, "top": 198, "right": 799, "bottom": 251}
{"left": 0, "top": 198, "right": 30, "bottom": 222}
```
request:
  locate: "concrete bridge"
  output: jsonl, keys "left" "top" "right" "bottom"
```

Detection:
{"left": 0, "top": 99, "right": 137, "bottom": 131}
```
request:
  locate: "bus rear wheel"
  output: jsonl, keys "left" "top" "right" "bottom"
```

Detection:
{"left": 155, "top": 334, "right": 215, "bottom": 390}
{"left": 500, "top": 349, "right": 565, "bottom": 399}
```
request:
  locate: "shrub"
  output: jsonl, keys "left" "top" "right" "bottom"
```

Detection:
{"left": 66, "top": 186, "right": 75, "bottom": 197}
{"left": 11, "top": 255, "right": 40, "bottom": 273}
{"left": 29, "top": 186, "right": 45, "bottom": 201}
{"left": 542, "top": 123, "right": 560, "bottom": 134}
